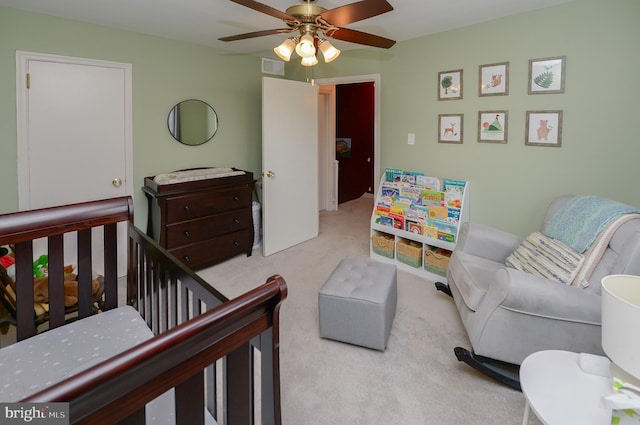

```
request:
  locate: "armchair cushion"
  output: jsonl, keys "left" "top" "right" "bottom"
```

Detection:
{"left": 505, "top": 231, "right": 584, "bottom": 285}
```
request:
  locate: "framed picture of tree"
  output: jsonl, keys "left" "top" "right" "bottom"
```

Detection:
{"left": 438, "top": 69, "right": 463, "bottom": 100}
{"left": 528, "top": 56, "right": 566, "bottom": 94}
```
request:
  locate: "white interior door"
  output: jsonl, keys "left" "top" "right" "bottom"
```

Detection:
{"left": 16, "top": 51, "right": 133, "bottom": 276}
{"left": 262, "top": 77, "right": 319, "bottom": 256}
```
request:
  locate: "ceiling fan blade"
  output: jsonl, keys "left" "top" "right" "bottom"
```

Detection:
{"left": 219, "top": 28, "right": 294, "bottom": 42}
{"left": 327, "top": 27, "right": 396, "bottom": 49}
{"left": 319, "top": 0, "right": 393, "bottom": 27}
{"left": 230, "top": 0, "right": 297, "bottom": 22}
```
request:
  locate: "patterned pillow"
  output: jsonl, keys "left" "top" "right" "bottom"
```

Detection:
{"left": 506, "top": 232, "right": 585, "bottom": 284}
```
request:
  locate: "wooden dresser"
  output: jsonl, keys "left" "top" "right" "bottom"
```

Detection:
{"left": 143, "top": 169, "right": 254, "bottom": 270}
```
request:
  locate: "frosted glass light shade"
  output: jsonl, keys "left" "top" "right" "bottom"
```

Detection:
{"left": 319, "top": 40, "right": 341, "bottom": 63}
{"left": 274, "top": 38, "right": 296, "bottom": 61}
{"left": 301, "top": 55, "right": 318, "bottom": 67}
{"left": 295, "top": 33, "right": 316, "bottom": 58}
{"left": 602, "top": 274, "right": 640, "bottom": 380}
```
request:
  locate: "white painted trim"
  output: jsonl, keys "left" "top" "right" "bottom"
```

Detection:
{"left": 314, "top": 74, "right": 382, "bottom": 196}
{"left": 15, "top": 51, "right": 133, "bottom": 210}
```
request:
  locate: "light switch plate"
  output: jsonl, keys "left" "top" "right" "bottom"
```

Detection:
{"left": 408, "top": 133, "right": 415, "bottom": 145}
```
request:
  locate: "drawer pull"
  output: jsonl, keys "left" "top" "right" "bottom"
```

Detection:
{"left": 233, "top": 241, "right": 240, "bottom": 247}
{"left": 233, "top": 196, "right": 240, "bottom": 201}
{"left": 234, "top": 218, "right": 240, "bottom": 224}
{"left": 184, "top": 230, "right": 191, "bottom": 237}
{"left": 183, "top": 255, "right": 191, "bottom": 262}
{"left": 183, "top": 205, "right": 191, "bottom": 212}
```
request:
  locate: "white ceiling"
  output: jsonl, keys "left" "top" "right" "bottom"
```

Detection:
{"left": 0, "top": 0, "right": 573, "bottom": 59}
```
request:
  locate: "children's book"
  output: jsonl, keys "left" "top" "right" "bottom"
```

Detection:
{"left": 442, "top": 179, "right": 466, "bottom": 209}
{"left": 385, "top": 168, "right": 403, "bottom": 182}
{"left": 400, "top": 187, "right": 422, "bottom": 206}
{"left": 416, "top": 175, "right": 441, "bottom": 191}
{"left": 428, "top": 205, "right": 448, "bottom": 220}
{"left": 421, "top": 190, "right": 444, "bottom": 207}
{"left": 389, "top": 212, "right": 405, "bottom": 230}
{"left": 376, "top": 215, "right": 394, "bottom": 227}
{"left": 405, "top": 219, "right": 423, "bottom": 235}
{"left": 381, "top": 184, "right": 400, "bottom": 200}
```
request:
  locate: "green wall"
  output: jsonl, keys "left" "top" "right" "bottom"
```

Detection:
{"left": 0, "top": 7, "right": 263, "bottom": 224}
{"left": 2, "top": 0, "right": 639, "bottom": 237}
{"left": 293, "top": 0, "right": 640, "bottom": 236}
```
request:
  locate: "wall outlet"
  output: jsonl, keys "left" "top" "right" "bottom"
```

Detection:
{"left": 407, "top": 133, "right": 415, "bottom": 145}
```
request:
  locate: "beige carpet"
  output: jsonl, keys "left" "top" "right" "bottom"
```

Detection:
{"left": 198, "top": 197, "right": 541, "bottom": 425}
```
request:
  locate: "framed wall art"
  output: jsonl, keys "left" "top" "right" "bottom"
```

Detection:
{"left": 525, "top": 110, "right": 563, "bottom": 147}
{"left": 528, "top": 56, "right": 566, "bottom": 94}
{"left": 438, "top": 114, "right": 463, "bottom": 144}
{"left": 478, "top": 111, "right": 508, "bottom": 143}
{"left": 438, "top": 69, "right": 463, "bottom": 100}
{"left": 479, "top": 62, "right": 509, "bottom": 96}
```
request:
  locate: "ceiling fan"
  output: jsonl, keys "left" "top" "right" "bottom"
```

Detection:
{"left": 219, "top": 0, "right": 396, "bottom": 66}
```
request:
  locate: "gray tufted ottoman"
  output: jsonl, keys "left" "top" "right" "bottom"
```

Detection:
{"left": 318, "top": 258, "right": 397, "bottom": 350}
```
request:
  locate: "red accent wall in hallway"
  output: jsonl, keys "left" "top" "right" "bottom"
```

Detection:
{"left": 336, "top": 82, "right": 374, "bottom": 204}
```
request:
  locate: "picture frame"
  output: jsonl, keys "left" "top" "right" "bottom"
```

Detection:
{"left": 336, "top": 137, "right": 352, "bottom": 158}
{"left": 525, "top": 110, "right": 563, "bottom": 147}
{"left": 479, "top": 62, "right": 509, "bottom": 96}
{"left": 438, "top": 114, "right": 463, "bottom": 144}
{"left": 438, "top": 69, "right": 463, "bottom": 100}
{"left": 528, "top": 56, "right": 566, "bottom": 94}
{"left": 478, "top": 111, "right": 508, "bottom": 143}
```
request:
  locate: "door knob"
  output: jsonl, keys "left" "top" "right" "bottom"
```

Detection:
{"left": 112, "top": 178, "right": 123, "bottom": 187}
{"left": 265, "top": 170, "right": 276, "bottom": 178}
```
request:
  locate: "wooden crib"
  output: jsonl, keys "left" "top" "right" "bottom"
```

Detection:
{"left": 0, "top": 196, "right": 286, "bottom": 425}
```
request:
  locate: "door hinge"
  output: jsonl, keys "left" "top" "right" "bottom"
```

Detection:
{"left": 26, "top": 73, "right": 30, "bottom": 89}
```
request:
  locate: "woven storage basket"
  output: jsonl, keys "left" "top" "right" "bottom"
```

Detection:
{"left": 397, "top": 239, "right": 423, "bottom": 268}
{"left": 372, "top": 232, "right": 395, "bottom": 258}
{"left": 425, "top": 246, "right": 452, "bottom": 276}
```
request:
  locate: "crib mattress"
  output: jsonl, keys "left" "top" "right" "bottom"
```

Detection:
{"left": 0, "top": 306, "right": 216, "bottom": 424}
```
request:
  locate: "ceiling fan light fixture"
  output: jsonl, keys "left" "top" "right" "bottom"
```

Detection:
{"left": 295, "top": 32, "right": 316, "bottom": 58}
{"left": 319, "top": 39, "right": 341, "bottom": 63}
{"left": 274, "top": 38, "right": 296, "bottom": 61}
{"left": 301, "top": 55, "right": 319, "bottom": 67}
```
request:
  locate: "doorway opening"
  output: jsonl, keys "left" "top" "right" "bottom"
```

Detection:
{"left": 316, "top": 74, "right": 381, "bottom": 211}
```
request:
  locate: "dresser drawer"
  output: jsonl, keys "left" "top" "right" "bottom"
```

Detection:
{"left": 169, "top": 229, "right": 253, "bottom": 270}
{"left": 165, "top": 209, "right": 251, "bottom": 248}
{"left": 165, "top": 186, "right": 252, "bottom": 223}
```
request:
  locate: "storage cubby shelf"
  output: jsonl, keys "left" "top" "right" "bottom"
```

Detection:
{"left": 369, "top": 172, "right": 470, "bottom": 282}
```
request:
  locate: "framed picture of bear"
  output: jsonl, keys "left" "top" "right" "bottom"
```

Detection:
{"left": 525, "top": 110, "right": 563, "bottom": 147}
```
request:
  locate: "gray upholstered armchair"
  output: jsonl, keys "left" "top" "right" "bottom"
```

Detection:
{"left": 438, "top": 195, "right": 640, "bottom": 389}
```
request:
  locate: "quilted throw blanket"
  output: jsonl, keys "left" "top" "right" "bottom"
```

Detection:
{"left": 544, "top": 196, "right": 640, "bottom": 254}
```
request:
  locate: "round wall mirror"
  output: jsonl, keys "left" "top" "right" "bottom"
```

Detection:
{"left": 167, "top": 99, "right": 218, "bottom": 146}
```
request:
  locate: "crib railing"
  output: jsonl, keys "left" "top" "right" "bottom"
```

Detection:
{"left": 0, "top": 197, "right": 286, "bottom": 425}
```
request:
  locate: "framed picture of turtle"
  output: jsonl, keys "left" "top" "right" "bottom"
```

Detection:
{"left": 478, "top": 111, "right": 508, "bottom": 143}
{"left": 528, "top": 56, "right": 566, "bottom": 94}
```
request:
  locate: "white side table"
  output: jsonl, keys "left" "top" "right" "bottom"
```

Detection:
{"left": 520, "top": 350, "right": 612, "bottom": 425}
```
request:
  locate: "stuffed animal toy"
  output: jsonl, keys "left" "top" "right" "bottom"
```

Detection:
{"left": 32, "top": 270, "right": 101, "bottom": 307}
{"left": 0, "top": 245, "right": 15, "bottom": 269}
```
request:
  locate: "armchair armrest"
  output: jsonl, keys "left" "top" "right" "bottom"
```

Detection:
{"left": 455, "top": 222, "right": 523, "bottom": 263}
{"left": 495, "top": 267, "right": 601, "bottom": 325}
